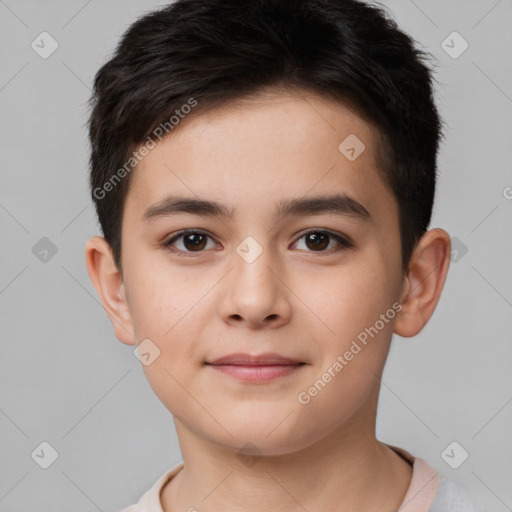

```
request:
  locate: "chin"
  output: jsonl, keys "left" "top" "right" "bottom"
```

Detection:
{"left": 215, "top": 417, "right": 316, "bottom": 457}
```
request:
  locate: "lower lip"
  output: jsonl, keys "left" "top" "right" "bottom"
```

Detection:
{"left": 207, "top": 363, "right": 304, "bottom": 382}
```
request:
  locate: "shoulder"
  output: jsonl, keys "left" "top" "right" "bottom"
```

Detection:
{"left": 119, "top": 506, "right": 139, "bottom": 512}
{"left": 429, "top": 477, "right": 475, "bottom": 512}
{"left": 117, "top": 463, "right": 184, "bottom": 512}
{"left": 384, "top": 444, "right": 475, "bottom": 512}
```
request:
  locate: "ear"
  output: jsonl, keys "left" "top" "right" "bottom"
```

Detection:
{"left": 394, "top": 228, "right": 451, "bottom": 338}
{"left": 84, "top": 236, "right": 137, "bottom": 346}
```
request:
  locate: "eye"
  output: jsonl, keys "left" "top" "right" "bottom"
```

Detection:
{"left": 162, "top": 228, "right": 353, "bottom": 257}
{"left": 163, "top": 229, "right": 218, "bottom": 257}
{"left": 293, "top": 230, "right": 353, "bottom": 253}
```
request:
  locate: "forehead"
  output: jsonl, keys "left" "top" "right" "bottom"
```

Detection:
{"left": 124, "top": 90, "right": 395, "bottom": 225}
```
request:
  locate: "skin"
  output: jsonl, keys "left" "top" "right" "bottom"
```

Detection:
{"left": 85, "top": 88, "right": 451, "bottom": 512}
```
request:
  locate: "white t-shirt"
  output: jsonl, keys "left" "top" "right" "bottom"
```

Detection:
{"left": 119, "top": 444, "right": 474, "bottom": 511}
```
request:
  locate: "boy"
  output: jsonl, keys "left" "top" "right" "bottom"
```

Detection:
{"left": 84, "top": 0, "right": 475, "bottom": 510}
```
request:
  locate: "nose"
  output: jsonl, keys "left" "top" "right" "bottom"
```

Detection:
{"left": 217, "top": 242, "right": 292, "bottom": 330}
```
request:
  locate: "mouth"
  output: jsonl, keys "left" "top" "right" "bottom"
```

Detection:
{"left": 205, "top": 352, "right": 306, "bottom": 383}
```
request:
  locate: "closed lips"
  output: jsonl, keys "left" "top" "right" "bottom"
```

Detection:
{"left": 206, "top": 353, "right": 305, "bottom": 366}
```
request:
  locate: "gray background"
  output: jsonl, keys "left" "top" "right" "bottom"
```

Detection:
{"left": 0, "top": 0, "right": 511, "bottom": 510}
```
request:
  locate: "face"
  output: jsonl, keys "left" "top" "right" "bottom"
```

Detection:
{"left": 114, "top": 90, "right": 408, "bottom": 455}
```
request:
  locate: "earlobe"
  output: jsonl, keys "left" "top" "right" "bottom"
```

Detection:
{"left": 84, "top": 236, "right": 137, "bottom": 346}
{"left": 394, "top": 228, "right": 451, "bottom": 338}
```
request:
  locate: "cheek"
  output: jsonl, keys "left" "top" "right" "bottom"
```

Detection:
{"left": 301, "top": 255, "right": 398, "bottom": 404}
{"left": 126, "top": 255, "right": 208, "bottom": 338}
{"left": 132, "top": 280, "right": 210, "bottom": 423}
{"left": 125, "top": 263, "right": 211, "bottom": 403}
{"left": 298, "top": 256, "right": 399, "bottom": 410}
{"left": 295, "top": 277, "right": 396, "bottom": 431}
{"left": 306, "top": 259, "right": 396, "bottom": 337}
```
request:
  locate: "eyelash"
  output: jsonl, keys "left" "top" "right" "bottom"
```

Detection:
{"left": 162, "top": 228, "right": 353, "bottom": 258}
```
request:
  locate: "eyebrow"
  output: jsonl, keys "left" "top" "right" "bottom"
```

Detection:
{"left": 141, "top": 194, "right": 372, "bottom": 223}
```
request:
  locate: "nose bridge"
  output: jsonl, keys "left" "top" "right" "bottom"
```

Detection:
{"left": 232, "top": 234, "right": 279, "bottom": 297}
{"left": 218, "top": 234, "right": 290, "bottom": 327}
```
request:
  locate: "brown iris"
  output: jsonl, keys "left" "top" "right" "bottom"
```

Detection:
{"left": 182, "top": 233, "right": 208, "bottom": 251}
{"left": 305, "top": 232, "right": 330, "bottom": 251}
